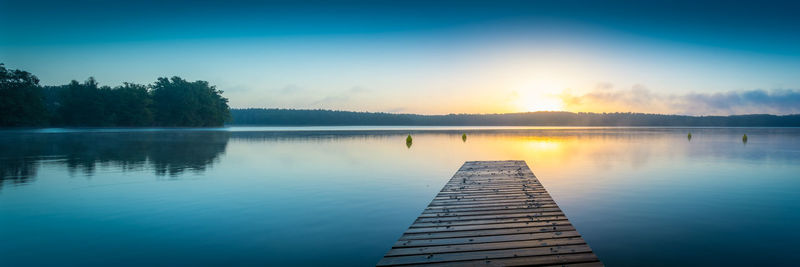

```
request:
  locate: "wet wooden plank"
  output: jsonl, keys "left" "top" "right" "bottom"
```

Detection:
{"left": 378, "top": 160, "right": 601, "bottom": 266}
{"left": 426, "top": 201, "right": 558, "bottom": 211}
{"left": 418, "top": 252, "right": 601, "bottom": 267}
{"left": 410, "top": 215, "right": 567, "bottom": 228}
{"left": 386, "top": 236, "right": 588, "bottom": 256}
{"left": 404, "top": 225, "right": 575, "bottom": 244}
{"left": 379, "top": 244, "right": 593, "bottom": 265}
{"left": 413, "top": 212, "right": 566, "bottom": 224}
{"left": 423, "top": 204, "right": 560, "bottom": 214}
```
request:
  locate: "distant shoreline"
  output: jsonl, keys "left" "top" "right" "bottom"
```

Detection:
{"left": 229, "top": 108, "right": 800, "bottom": 127}
{"left": 4, "top": 107, "right": 800, "bottom": 129}
{"left": 2, "top": 126, "right": 800, "bottom": 135}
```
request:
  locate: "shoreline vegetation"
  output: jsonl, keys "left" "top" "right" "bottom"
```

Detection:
{"left": 1, "top": 64, "right": 230, "bottom": 127}
{"left": 4, "top": 63, "right": 800, "bottom": 128}
{"left": 230, "top": 109, "right": 800, "bottom": 127}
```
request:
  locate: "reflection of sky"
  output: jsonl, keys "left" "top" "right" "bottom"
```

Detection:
{"left": 2, "top": 1, "right": 800, "bottom": 114}
{"left": 1, "top": 128, "right": 799, "bottom": 265}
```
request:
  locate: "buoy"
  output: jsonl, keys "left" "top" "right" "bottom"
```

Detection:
{"left": 462, "top": 133, "right": 467, "bottom": 142}
{"left": 742, "top": 134, "right": 748, "bottom": 143}
{"left": 687, "top": 133, "right": 692, "bottom": 141}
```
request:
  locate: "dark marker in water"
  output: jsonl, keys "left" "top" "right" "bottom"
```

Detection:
{"left": 688, "top": 132, "right": 692, "bottom": 141}
{"left": 462, "top": 133, "right": 467, "bottom": 142}
{"left": 742, "top": 134, "right": 748, "bottom": 143}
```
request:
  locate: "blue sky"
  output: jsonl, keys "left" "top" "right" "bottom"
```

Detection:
{"left": 2, "top": 0, "right": 800, "bottom": 114}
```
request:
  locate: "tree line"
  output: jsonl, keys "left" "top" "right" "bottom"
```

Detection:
{"left": 0, "top": 64, "right": 230, "bottom": 127}
{"left": 231, "top": 108, "right": 800, "bottom": 127}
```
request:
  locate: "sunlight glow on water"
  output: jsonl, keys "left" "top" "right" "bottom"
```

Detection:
{"left": 1, "top": 128, "right": 799, "bottom": 266}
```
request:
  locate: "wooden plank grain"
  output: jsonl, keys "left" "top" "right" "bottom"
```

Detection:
{"left": 415, "top": 253, "right": 601, "bottom": 267}
{"left": 387, "top": 236, "right": 588, "bottom": 257}
{"left": 398, "top": 226, "right": 578, "bottom": 243}
{"left": 378, "top": 244, "right": 593, "bottom": 266}
{"left": 410, "top": 215, "right": 566, "bottom": 228}
{"left": 378, "top": 160, "right": 601, "bottom": 266}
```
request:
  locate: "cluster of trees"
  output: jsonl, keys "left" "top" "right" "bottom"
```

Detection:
{"left": 231, "top": 108, "right": 800, "bottom": 127}
{"left": 1, "top": 64, "right": 230, "bottom": 127}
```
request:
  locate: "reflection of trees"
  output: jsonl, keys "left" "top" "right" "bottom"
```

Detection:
{"left": 0, "top": 158, "right": 39, "bottom": 190}
{"left": 0, "top": 131, "right": 229, "bottom": 189}
{"left": 3, "top": 128, "right": 799, "bottom": 189}
{"left": 148, "top": 132, "right": 229, "bottom": 176}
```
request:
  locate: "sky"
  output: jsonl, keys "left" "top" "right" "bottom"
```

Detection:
{"left": 2, "top": 0, "right": 800, "bottom": 115}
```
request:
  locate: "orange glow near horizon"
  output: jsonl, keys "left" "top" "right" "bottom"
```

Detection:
{"left": 504, "top": 74, "right": 572, "bottom": 113}
{"left": 514, "top": 92, "right": 566, "bottom": 112}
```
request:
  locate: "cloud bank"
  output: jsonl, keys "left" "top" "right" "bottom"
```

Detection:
{"left": 559, "top": 85, "right": 800, "bottom": 115}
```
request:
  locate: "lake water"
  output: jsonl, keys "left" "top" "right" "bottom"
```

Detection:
{"left": 1, "top": 127, "right": 799, "bottom": 266}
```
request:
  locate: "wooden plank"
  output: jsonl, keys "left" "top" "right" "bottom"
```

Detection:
{"left": 416, "top": 253, "right": 601, "bottom": 267}
{"left": 426, "top": 203, "right": 558, "bottom": 212}
{"left": 378, "top": 160, "right": 602, "bottom": 266}
{"left": 432, "top": 197, "right": 551, "bottom": 203}
{"left": 399, "top": 226, "right": 577, "bottom": 242}
{"left": 414, "top": 212, "right": 565, "bottom": 224}
{"left": 377, "top": 244, "right": 593, "bottom": 265}
{"left": 418, "top": 207, "right": 563, "bottom": 218}
{"left": 435, "top": 192, "right": 550, "bottom": 197}
{"left": 430, "top": 196, "right": 554, "bottom": 204}
{"left": 410, "top": 215, "right": 566, "bottom": 228}
{"left": 405, "top": 220, "right": 571, "bottom": 234}
{"left": 428, "top": 199, "right": 555, "bottom": 207}
{"left": 386, "top": 236, "right": 588, "bottom": 256}
{"left": 425, "top": 203, "right": 557, "bottom": 211}
{"left": 436, "top": 192, "right": 549, "bottom": 198}
{"left": 424, "top": 204, "right": 559, "bottom": 213}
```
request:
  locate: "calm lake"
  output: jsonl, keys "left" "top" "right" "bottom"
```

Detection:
{"left": 1, "top": 127, "right": 799, "bottom": 266}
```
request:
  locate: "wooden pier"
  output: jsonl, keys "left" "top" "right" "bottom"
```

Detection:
{"left": 377, "top": 160, "right": 602, "bottom": 266}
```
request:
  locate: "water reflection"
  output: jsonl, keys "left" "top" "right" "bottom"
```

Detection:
{"left": 0, "top": 131, "right": 229, "bottom": 189}
{"left": 1, "top": 127, "right": 799, "bottom": 266}
{"left": 2, "top": 128, "right": 798, "bottom": 189}
{"left": 0, "top": 157, "right": 37, "bottom": 188}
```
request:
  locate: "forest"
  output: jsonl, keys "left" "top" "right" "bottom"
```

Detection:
{"left": 5, "top": 63, "right": 800, "bottom": 128}
{"left": 0, "top": 64, "right": 230, "bottom": 127}
{"left": 231, "top": 108, "right": 800, "bottom": 127}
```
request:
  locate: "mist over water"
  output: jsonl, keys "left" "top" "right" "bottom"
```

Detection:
{"left": 1, "top": 127, "right": 799, "bottom": 266}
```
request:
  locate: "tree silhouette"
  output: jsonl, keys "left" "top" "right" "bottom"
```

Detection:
{"left": 0, "top": 64, "right": 230, "bottom": 127}
{"left": 230, "top": 109, "right": 800, "bottom": 127}
{"left": 152, "top": 77, "right": 230, "bottom": 127}
{"left": 0, "top": 64, "right": 47, "bottom": 126}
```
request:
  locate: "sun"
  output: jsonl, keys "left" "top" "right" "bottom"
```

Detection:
{"left": 514, "top": 91, "right": 565, "bottom": 112}
{"left": 508, "top": 77, "right": 568, "bottom": 112}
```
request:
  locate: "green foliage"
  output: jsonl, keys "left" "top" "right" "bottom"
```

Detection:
{"left": 56, "top": 78, "right": 112, "bottom": 126}
{"left": 108, "top": 83, "right": 154, "bottom": 126}
{"left": 0, "top": 64, "right": 47, "bottom": 126}
{"left": 151, "top": 77, "right": 229, "bottom": 127}
{"left": 0, "top": 64, "right": 230, "bottom": 127}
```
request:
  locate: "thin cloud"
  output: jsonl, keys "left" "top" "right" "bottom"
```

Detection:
{"left": 278, "top": 84, "right": 304, "bottom": 94}
{"left": 560, "top": 85, "right": 800, "bottom": 115}
{"left": 310, "top": 86, "right": 371, "bottom": 107}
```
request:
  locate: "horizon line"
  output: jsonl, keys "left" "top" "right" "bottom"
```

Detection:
{"left": 230, "top": 107, "right": 800, "bottom": 117}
